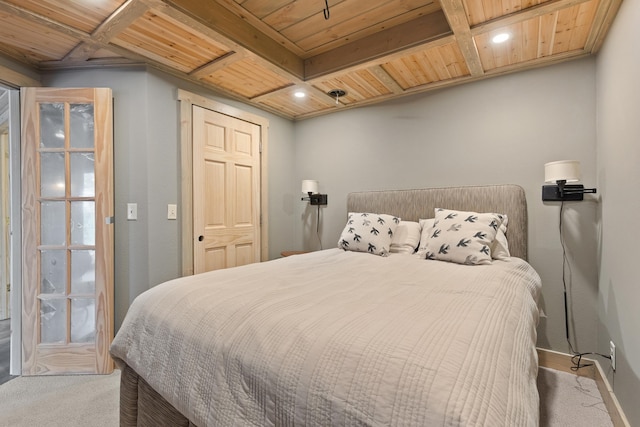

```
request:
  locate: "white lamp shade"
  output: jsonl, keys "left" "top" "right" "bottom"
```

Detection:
{"left": 544, "top": 160, "right": 581, "bottom": 183}
{"left": 301, "top": 179, "right": 319, "bottom": 194}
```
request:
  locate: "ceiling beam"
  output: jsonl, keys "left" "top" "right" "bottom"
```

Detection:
{"left": 62, "top": 43, "right": 103, "bottom": 63}
{"left": 304, "top": 10, "right": 452, "bottom": 80}
{"left": 306, "top": 34, "right": 456, "bottom": 85}
{"left": 248, "top": 85, "right": 295, "bottom": 103}
{"left": 439, "top": 0, "right": 484, "bottom": 77}
{"left": 368, "top": 66, "right": 404, "bottom": 95}
{"left": 189, "top": 51, "right": 244, "bottom": 79}
{"left": 94, "top": 0, "right": 151, "bottom": 43}
{"left": 160, "top": 0, "right": 304, "bottom": 79}
{"left": 201, "top": 0, "right": 307, "bottom": 57}
{"left": 63, "top": 0, "right": 149, "bottom": 63}
{"left": 0, "top": 0, "right": 136, "bottom": 65}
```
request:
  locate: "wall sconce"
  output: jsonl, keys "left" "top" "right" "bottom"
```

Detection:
{"left": 301, "top": 180, "right": 328, "bottom": 205}
{"left": 542, "top": 160, "right": 597, "bottom": 201}
{"left": 543, "top": 160, "right": 607, "bottom": 369}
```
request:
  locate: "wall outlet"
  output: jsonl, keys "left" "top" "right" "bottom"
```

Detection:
{"left": 609, "top": 340, "right": 616, "bottom": 371}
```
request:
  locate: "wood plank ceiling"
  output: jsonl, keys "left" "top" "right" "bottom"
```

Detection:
{"left": 0, "top": 0, "right": 622, "bottom": 120}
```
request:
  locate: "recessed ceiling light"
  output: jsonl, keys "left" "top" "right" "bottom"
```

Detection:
{"left": 294, "top": 91, "right": 306, "bottom": 98}
{"left": 492, "top": 33, "right": 510, "bottom": 44}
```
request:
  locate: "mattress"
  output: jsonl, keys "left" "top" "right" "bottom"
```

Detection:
{"left": 110, "top": 248, "right": 541, "bottom": 426}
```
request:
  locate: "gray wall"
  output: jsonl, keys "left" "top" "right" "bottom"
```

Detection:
{"left": 42, "top": 68, "right": 296, "bottom": 330}
{"left": 596, "top": 0, "right": 640, "bottom": 425}
{"left": 294, "top": 58, "right": 600, "bottom": 356}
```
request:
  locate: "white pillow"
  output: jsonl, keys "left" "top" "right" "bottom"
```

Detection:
{"left": 423, "top": 208, "right": 505, "bottom": 265}
{"left": 415, "top": 218, "right": 436, "bottom": 258}
{"left": 491, "top": 215, "right": 510, "bottom": 260}
{"left": 390, "top": 221, "right": 422, "bottom": 254}
{"left": 338, "top": 212, "right": 400, "bottom": 257}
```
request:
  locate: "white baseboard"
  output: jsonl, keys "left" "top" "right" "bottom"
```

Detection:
{"left": 537, "top": 348, "right": 630, "bottom": 427}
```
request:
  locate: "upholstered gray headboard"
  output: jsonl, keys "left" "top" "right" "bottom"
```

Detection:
{"left": 347, "top": 185, "right": 528, "bottom": 260}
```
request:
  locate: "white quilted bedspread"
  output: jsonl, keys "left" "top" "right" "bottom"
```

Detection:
{"left": 110, "top": 249, "right": 541, "bottom": 426}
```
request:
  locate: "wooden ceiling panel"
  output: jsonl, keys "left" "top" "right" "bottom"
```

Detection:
{"left": 553, "top": 0, "right": 601, "bottom": 52}
{"left": 279, "top": 0, "right": 440, "bottom": 55}
{"left": 200, "top": 57, "right": 293, "bottom": 99}
{"left": 235, "top": 0, "right": 293, "bottom": 19}
{"left": 382, "top": 42, "right": 471, "bottom": 90}
{"left": 257, "top": 86, "right": 336, "bottom": 117}
{"left": 463, "top": 0, "right": 551, "bottom": 26}
{"left": 476, "top": 21, "right": 539, "bottom": 70}
{"left": 474, "top": 0, "right": 601, "bottom": 72}
{"left": 313, "top": 68, "right": 396, "bottom": 104}
{"left": 0, "top": 0, "right": 622, "bottom": 119}
{"left": 0, "top": 11, "right": 79, "bottom": 63}
{"left": 3, "top": 0, "right": 127, "bottom": 33}
{"left": 112, "top": 9, "right": 231, "bottom": 73}
{"left": 260, "top": 0, "right": 328, "bottom": 32}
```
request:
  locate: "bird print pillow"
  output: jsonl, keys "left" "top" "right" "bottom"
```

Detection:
{"left": 423, "top": 208, "right": 505, "bottom": 265}
{"left": 338, "top": 212, "right": 400, "bottom": 256}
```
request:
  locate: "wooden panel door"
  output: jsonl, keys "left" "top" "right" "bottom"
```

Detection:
{"left": 21, "top": 88, "right": 114, "bottom": 375}
{"left": 193, "top": 106, "right": 261, "bottom": 273}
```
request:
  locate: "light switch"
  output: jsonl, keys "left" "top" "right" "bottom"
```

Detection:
{"left": 127, "top": 203, "right": 137, "bottom": 220}
{"left": 168, "top": 204, "right": 177, "bottom": 220}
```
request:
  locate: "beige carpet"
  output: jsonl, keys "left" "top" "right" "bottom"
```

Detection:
{"left": 538, "top": 367, "right": 613, "bottom": 427}
{"left": 0, "top": 367, "right": 614, "bottom": 426}
{"left": 0, "top": 370, "right": 120, "bottom": 427}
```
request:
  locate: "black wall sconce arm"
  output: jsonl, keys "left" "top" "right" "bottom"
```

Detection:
{"left": 542, "top": 180, "right": 597, "bottom": 201}
{"left": 302, "top": 192, "right": 328, "bottom": 205}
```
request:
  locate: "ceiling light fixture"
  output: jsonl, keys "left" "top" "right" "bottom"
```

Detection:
{"left": 327, "top": 89, "right": 346, "bottom": 105}
{"left": 492, "top": 33, "right": 510, "bottom": 44}
{"left": 294, "top": 91, "right": 306, "bottom": 98}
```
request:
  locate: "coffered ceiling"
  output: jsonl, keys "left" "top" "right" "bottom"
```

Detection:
{"left": 0, "top": 0, "right": 622, "bottom": 120}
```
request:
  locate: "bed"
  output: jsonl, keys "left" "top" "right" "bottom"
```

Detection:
{"left": 110, "top": 184, "right": 541, "bottom": 426}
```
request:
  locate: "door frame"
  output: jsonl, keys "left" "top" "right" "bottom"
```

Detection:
{"left": 2, "top": 89, "right": 22, "bottom": 375}
{"left": 0, "top": 91, "right": 9, "bottom": 320}
{"left": 178, "top": 90, "right": 269, "bottom": 276}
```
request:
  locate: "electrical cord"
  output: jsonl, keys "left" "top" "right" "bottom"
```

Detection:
{"left": 316, "top": 204, "right": 323, "bottom": 250}
{"left": 559, "top": 201, "right": 610, "bottom": 371}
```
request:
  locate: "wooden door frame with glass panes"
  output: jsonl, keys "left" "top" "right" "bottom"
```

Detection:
{"left": 21, "top": 87, "right": 114, "bottom": 375}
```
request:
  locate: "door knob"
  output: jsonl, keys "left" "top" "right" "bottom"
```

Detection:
{"left": 198, "top": 235, "right": 204, "bottom": 242}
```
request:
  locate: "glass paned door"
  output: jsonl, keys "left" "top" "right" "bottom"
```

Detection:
{"left": 39, "top": 102, "right": 97, "bottom": 345}
{"left": 21, "top": 88, "right": 113, "bottom": 375}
